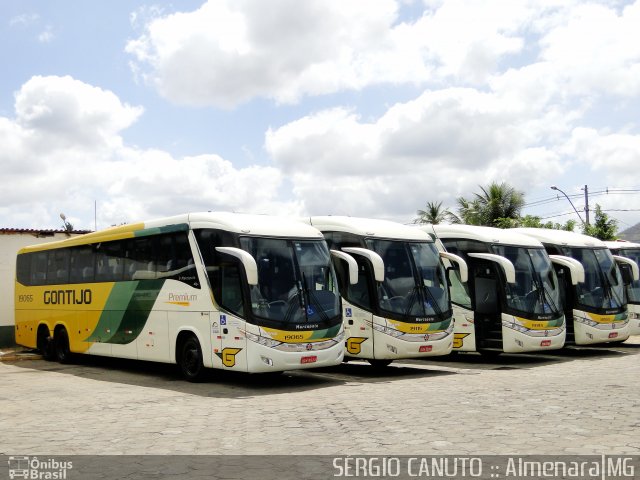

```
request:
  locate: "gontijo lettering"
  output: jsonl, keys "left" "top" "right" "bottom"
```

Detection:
{"left": 44, "top": 289, "right": 92, "bottom": 305}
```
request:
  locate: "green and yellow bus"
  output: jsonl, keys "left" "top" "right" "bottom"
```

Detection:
{"left": 15, "top": 212, "right": 347, "bottom": 380}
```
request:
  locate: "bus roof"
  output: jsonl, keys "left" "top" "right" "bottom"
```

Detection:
{"left": 512, "top": 228, "right": 606, "bottom": 248}
{"left": 18, "top": 212, "right": 323, "bottom": 253}
{"left": 425, "top": 224, "right": 543, "bottom": 248}
{"left": 306, "top": 216, "right": 432, "bottom": 242}
{"left": 602, "top": 240, "right": 640, "bottom": 252}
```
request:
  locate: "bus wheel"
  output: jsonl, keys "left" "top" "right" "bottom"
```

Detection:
{"left": 367, "top": 359, "right": 392, "bottom": 368}
{"left": 37, "top": 326, "right": 54, "bottom": 361}
{"left": 54, "top": 327, "right": 72, "bottom": 364}
{"left": 179, "top": 335, "right": 205, "bottom": 382}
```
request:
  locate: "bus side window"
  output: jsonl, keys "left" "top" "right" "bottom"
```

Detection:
{"left": 124, "top": 237, "right": 156, "bottom": 280}
{"left": 95, "top": 242, "right": 125, "bottom": 282}
{"left": 448, "top": 268, "right": 472, "bottom": 309}
{"left": 47, "top": 249, "right": 70, "bottom": 285}
{"left": 16, "top": 254, "right": 31, "bottom": 286}
{"left": 157, "top": 233, "right": 199, "bottom": 288}
{"left": 31, "top": 251, "right": 48, "bottom": 285}
{"left": 195, "top": 229, "right": 244, "bottom": 315}
{"left": 70, "top": 246, "right": 95, "bottom": 284}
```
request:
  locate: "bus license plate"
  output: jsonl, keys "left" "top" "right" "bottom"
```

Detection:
{"left": 540, "top": 340, "right": 551, "bottom": 347}
{"left": 301, "top": 356, "right": 317, "bottom": 364}
{"left": 609, "top": 332, "right": 618, "bottom": 339}
{"left": 419, "top": 345, "right": 432, "bottom": 353}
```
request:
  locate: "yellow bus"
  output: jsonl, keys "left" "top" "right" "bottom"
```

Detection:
{"left": 15, "top": 212, "right": 347, "bottom": 380}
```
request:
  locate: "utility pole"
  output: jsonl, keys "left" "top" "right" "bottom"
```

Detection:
{"left": 582, "top": 185, "right": 590, "bottom": 226}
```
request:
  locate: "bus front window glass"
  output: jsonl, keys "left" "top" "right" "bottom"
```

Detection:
{"left": 410, "top": 242, "right": 450, "bottom": 317}
{"left": 240, "top": 237, "right": 340, "bottom": 326}
{"left": 492, "top": 246, "right": 561, "bottom": 317}
{"left": 620, "top": 249, "right": 640, "bottom": 303}
{"left": 366, "top": 239, "right": 448, "bottom": 320}
{"left": 572, "top": 248, "right": 624, "bottom": 310}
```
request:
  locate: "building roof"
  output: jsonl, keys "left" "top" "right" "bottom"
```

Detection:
{"left": 0, "top": 228, "right": 92, "bottom": 235}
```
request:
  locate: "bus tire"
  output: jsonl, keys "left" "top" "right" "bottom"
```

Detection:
{"left": 54, "top": 327, "right": 72, "bottom": 364}
{"left": 178, "top": 335, "right": 205, "bottom": 382}
{"left": 37, "top": 326, "right": 54, "bottom": 361}
{"left": 367, "top": 359, "right": 393, "bottom": 368}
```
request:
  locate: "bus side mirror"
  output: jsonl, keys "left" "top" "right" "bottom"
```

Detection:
{"left": 613, "top": 255, "right": 639, "bottom": 284}
{"left": 439, "top": 251, "right": 468, "bottom": 283}
{"left": 342, "top": 247, "right": 385, "bottom": 282}
{"left": 330, "top": 250, "right": 359, "bottom": 285}
{"left": 549, "top": 255, "right": 585, "bottom": 285}
{"left": 215, "top": 247, "right": 258, "bottom": 285}
{"left": 618, "top": 263, "right": 634, "bottom": 286}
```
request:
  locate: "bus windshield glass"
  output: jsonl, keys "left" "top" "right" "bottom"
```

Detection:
{"left": 240, "top": 237, "right": 340, "bottom": 326}
{"left": 563, "top": 247, "right": 625, "bottom": 311}
{"left": 365, "top": 239, "right": 450, "bottom": 321}
{"left": 614, "top": 248, "right": 640, "bottom": 304}
{"left": 492, "top": 246, "right": 561, "bottom": 318}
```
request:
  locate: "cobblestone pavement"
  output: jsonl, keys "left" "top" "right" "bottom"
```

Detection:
{"left": 1, "top": 338, "right": 638, "bottom": 456}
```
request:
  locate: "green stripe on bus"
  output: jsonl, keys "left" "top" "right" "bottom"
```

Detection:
{"left": 108, "top": 279, "right": 165, "bottom": 344}
{"left": 84, "top": 282, "right": 139, "bottom": 343}
{"left": 308, "top": 323, "right": 341, "bottom": 340}
{"left": 133, "top": 223, "right": 189, "bottom": 238}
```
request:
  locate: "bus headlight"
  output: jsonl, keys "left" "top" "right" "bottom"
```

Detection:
{"left": 371, "top": 323, "right": 404, "bottom": 338}
{"left": 244, "top": 331, "right": 282, "bottom": 348}
{"left": 575, "top": 317, "right": 599, "bottom": 327}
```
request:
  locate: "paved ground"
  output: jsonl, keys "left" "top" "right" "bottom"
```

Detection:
{"left": 1, "top": 338, "right": 639, "bottom": 456}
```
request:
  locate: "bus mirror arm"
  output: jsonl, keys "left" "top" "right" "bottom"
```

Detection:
{"left": 613, "top": 255, "right": 640, "bottom": 282}
{"left": 330, "top": 250, "right": 359, "bottom": 285}
{"left": 468, "top": 253, "right": 516, "bottom": 284}
{"left": 549, "top": 255, "right": 585, "bottom": 285}
{"left": 439, "top": 252, "right": 468, "bottom": 283}
{"left": 215, "top": 247, "right": 259, "bottom": 286}
{"left": 341, "top": 247, "right": 385, "bottom": 282}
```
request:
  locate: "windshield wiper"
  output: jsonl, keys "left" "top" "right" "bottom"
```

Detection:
{"left": 282, "top": 280, "right": 305, "bottom": 324}
{"left": 407, "top": 267, "right": 443, "bottom": 318}
{"left": 601, "top": 268, "right": 623, "bottom": 308}
{"left": 302, "top": 272, "right": 330, "bottom": 323}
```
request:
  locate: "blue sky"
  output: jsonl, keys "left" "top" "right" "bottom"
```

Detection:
{"left": 1, "top": 0, "right": 639, "bottom": 232}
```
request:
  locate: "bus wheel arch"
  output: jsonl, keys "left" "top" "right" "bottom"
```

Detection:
{"left": 53, "top": 325, "right": 72, "bottom": 364}
{"left": 36, "top": 324, "right": 54, "bottom": 361}
{"left": 176, "top": 331, "right": 206, "bottom": 382}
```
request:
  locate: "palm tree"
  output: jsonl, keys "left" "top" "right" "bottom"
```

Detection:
{"left": 457, "top": 182, "right": 525, "bottom": 227}
{"left": 414, "top": 201, "right": 459, "bottom": 225}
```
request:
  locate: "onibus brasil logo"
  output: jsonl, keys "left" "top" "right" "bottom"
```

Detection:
{"left": 8, "top": 456, "right": 73, "bottom": 479}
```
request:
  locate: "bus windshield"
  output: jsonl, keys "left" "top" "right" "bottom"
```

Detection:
{"left": 563, "top": 247, "right": 625, "bottom": 311}
{"left": 492, "top": 246, "right": 561, "bottom": 318}
{"left": 240, "top": 237, "right": 340, "bottom": 326}
{"left": 614, "top": 248, "right": 640, "bottom": 305}
{"left": 365, "top": 239, "right": 450, "bottom": 321}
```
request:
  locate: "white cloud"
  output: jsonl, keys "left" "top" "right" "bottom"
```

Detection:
{"left": 265, "top": 87, "right": 575, "bottom": 219}
{"left": 126, "top": 0, "right": 414, "bottom": 107}
{"left": 538, "top": 2, "right": 640, "bottom": 97}
{"left": 0, "top": 76, "right": 296, "bottom": 229}
{"left": 14, "top": 75, "right": 143, "bottom": 151}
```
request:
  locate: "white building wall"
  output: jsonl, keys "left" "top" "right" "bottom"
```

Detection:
{"left": 0, "top": 231, "right": 86, "bottom": 347}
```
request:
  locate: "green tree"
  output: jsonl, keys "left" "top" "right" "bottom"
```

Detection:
{"left": 414, "top": 201, "right": 459, "bottom": 225}
{"left": 457, "top": 182, "right": 525, "bottom": 227}
{"left": 582, "top": 204, "right": 617, "bottom": 240}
